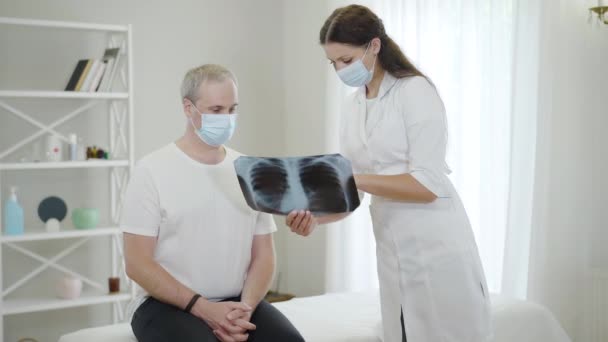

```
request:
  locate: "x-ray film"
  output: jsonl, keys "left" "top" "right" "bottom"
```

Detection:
{"left": 234, "top": 154, "right": 360, "bottom": 215}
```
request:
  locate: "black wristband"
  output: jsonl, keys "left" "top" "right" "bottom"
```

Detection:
{"left": 184, "top": 294, "right": 202, "bottom": 313}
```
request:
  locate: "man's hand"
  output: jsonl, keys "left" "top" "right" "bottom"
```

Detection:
{"left": 215, "top": 306, "right": 255, "bottom": 339}
{"left": 192, "top": 300, "right": 255, "bottom": 342}
{"left": 286, "top": 210, "right": 318, "bottom": 236}
{"left": 227, "top": 306, "right": 254, "bottom": 330}
{"left": 216, "top": 305, "right": 256, "bottom": 342}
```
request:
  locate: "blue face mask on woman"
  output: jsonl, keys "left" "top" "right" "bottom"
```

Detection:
{"left": 337, "top": 42, "right": 377, "bottom": 87}
{"left": 189, "top": 102, "right": 238, "bottom": 147}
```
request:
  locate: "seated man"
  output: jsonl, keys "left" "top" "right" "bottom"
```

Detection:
{"left": 122, "top": 64, "right": 304, "bottom": 342}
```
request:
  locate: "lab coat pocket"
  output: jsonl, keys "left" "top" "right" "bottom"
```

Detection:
{"left": 427, "top": 252, "right": 488, "bottom": 341}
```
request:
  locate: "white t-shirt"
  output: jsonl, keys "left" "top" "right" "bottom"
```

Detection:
{"left": 120, "top": 143, "right": 277, "bottom": 313}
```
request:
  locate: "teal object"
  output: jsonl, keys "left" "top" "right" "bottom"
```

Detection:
{"left": 71, "top": 208, "right": 99, "bottom": 230}
{"left": 38, "top": 196, "right": 67, "bottom": 223}
{"left": 4, "top": 187, "right": 24, "bottom": 236}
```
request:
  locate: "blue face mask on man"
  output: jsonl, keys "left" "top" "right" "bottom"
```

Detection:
{"left": 337, "top": 42, "right": 377, "bottom": 87}
{"left": 189, "top": 101, "right": 238, "bottom": 147}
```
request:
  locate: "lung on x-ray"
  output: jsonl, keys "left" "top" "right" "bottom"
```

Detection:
{"left": 234, "top": 154, "right": 360, "bottom": 215}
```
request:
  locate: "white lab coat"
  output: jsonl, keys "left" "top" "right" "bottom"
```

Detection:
{"left": 340, "top": 73, "right": 493, "bottom": 342}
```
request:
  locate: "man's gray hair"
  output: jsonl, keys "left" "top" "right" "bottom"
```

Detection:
{"left": 180, "top": 64, "right": 238, "bottom": 101}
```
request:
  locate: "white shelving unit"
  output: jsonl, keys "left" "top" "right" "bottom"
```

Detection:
{"left": 1, "top": 227, "right": 121, "bottom": 243}
{"left": 0, "top": 17, "right": 135, "bottom": 339}
{"left": 4, "top": 292, "right": 132, "bottom": 316}
{"left": 0, "top": 91, "right": 129, "bottom": 99}
{"left": 0, "top": 160, "right": 129, "bottom": 171}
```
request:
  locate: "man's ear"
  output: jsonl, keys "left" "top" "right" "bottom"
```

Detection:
{"left": 183, "top": 98, "right": 193, "bottom": 117}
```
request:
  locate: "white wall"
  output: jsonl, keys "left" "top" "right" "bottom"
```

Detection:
{"left": 530, "top": 0, "right": 607, "bottom": 338}
{"left": 0, "top": 1, "right": 285, "bottom": 341}
{"left": 589, "top": 26, "right": 608, "bottom": 270}
{"left": 586, "top": 13, "right": 608, "bottom": 342}
{"left": 279, "top": 1, "right": 333, "bottom": 297}
{"left": 279, "top": 0, "right": 378, "bottom": 298}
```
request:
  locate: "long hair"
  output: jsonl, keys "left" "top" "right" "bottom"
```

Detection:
{"left": 320, "top": 4, "right": 425, "bottom": 79}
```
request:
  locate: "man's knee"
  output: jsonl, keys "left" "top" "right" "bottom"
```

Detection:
{"left": 250, "top": 301, "right": 304, "bottom": 341}
{"left": 260, "top": 330, "right": 304, "bottom": 342}
{"left": 250, "top": 320, "right": 305, "bottom": 341}
{"left": 269, "top": 326, "right": 305, "bottom": 342}
{"left": 285, "top": 331, "right": 306, "bottom": 342}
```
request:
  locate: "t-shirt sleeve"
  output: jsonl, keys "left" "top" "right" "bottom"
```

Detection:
{"left": 254, "top": 212, "right": 277, "bottom": 235}
{"left": 120, "top": 163, "right": 161, "bottom": 237}
{"left": 401, "top": 77, "right": 451, "bottom": 198}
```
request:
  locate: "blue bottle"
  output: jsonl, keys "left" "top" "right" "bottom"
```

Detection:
{"left": 4, "top": 187, "right": 24, "bottom": 235}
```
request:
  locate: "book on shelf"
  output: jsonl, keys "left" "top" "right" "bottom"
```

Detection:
{"left": 64, "top": 59, "right": 88, "bottom": 91}
{"left": 80, "top": 59, "right": 101, "bottom": 92}
{"left": 98, "top": 47, "right": 120, "bottom": 92}
{"left": 64, "top": 47, "right": 121, "bottom": 93}
{"left": 74, "top": 59, "right": 93, "bottom": 91}
{"left": 88, "top": 62, "right": 106, "bottom": 92}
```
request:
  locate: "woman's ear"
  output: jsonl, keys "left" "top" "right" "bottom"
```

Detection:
{"left": 371, "top": 37, "right": 382, "bottom": 55}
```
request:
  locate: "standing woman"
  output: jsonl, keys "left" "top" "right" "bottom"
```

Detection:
{"left": 286, "top": 5, "right": 492, "bottom": 342}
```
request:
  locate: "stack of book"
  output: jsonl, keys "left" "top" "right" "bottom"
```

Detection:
{"left": 65, "top": 47, "right": 121, "bottom": 92}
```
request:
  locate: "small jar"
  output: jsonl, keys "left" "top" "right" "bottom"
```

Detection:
{"left": 109, "top": 277, "right": 120, "bottom": 293}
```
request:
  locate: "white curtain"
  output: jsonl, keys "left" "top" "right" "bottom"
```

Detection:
{"left": 522, "top": 0, "right": 594, "bottom": 338}
{"left": 324, "top": 0, "right": 523, "bottom": 294}
{"left": 324, "top": 0, "right": 593, "bottom": 339}
{"left": 376, "top": 0, "right": 518, "bottom": 294}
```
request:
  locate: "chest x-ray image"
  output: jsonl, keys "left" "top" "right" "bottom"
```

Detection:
{"left": 234, "top": 154, "right": 360, "bottom": 215}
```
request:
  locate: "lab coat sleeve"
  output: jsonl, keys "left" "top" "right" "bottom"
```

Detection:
{"left": 401, "top": 77, "right": 450, "bottom": 198}
{"left": 254, "top": 212, "right": 278, "bottom": 235}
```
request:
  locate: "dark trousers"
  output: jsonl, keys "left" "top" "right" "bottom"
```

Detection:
{"left": 132, "top": 296, "right": 305, "bottom": 342}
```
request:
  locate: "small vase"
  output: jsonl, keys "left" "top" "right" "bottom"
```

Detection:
{"left": 57, "top": 277, "right": 83, "bottom": 299}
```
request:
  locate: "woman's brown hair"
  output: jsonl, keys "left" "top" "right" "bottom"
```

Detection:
{"left": 320, "top": 4, "right": 425, "bottom": 79}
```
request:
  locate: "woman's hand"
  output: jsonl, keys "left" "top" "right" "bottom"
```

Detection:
{"left": 286, "top": 210, "right": 318, "bottom": 236}
{"left": 353, "top": 174, "right": 366, "bottom": 191}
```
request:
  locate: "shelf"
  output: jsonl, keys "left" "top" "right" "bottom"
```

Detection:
{"left": 3, "top": 291, "right": 131, "bottom": 315}
{"left": 0, "top": 16, "right": 135, "bottom": 322}
{"left": 0, "top": 17, "right": 129, "bottom": 32}
{"left": 0, "top": 160, "right": 129, "bottom": 171}
{"left": 0, "top": 91, "right": 129, "bottom": 99}
{"left": 1, "top": 227, "right": 121, "bottom": 243}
